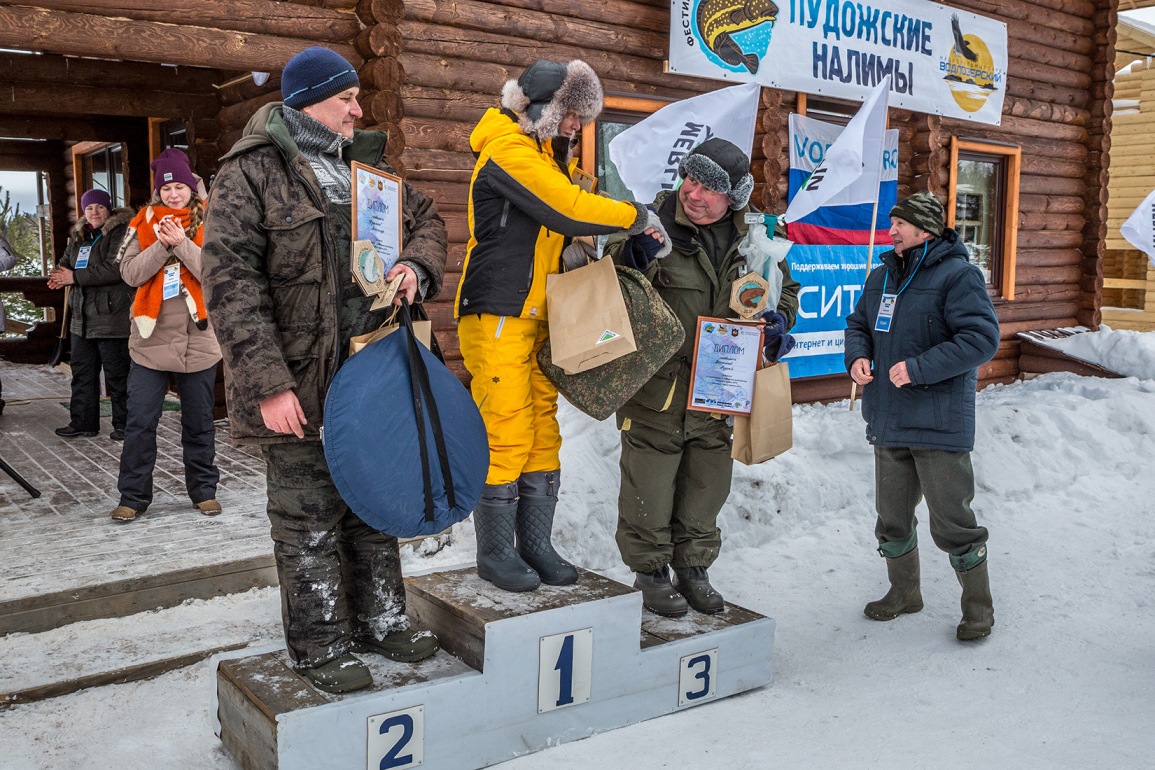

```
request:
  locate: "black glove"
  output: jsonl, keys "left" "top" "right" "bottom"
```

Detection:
{"left": 760, "top": 310, "right": 796, "bottom": 362}
{"left": 621, "top": 229, "right": 665, "bottom": 272}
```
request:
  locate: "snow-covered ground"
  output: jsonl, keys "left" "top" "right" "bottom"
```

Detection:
{"left": 1, "top": 328, "right": 1153, "bottom": 769}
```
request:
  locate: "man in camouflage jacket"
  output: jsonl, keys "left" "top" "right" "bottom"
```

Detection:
{"left": 201, "top": 48, "right": 447, "bottom": 694}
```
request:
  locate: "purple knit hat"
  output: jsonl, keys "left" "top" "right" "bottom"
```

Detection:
{"left": 151, "top": 148, "right": 197, "bottom": 193}
{"left": 80, "top": 189, "right": 112, "bottom": 211}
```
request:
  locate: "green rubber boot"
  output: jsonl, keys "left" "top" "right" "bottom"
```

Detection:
{"left": 299, "top": 653, "right": 373, "bottom": 694}
{"left": 864, "top": 547, "right": 924, "bottom": 621}
{"left": 955, "top": 560, "right": 994, "bottom": 641}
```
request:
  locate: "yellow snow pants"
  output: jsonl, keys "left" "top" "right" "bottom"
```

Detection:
{"left": 458, "top": 314, "right": 561, "bottom": 485}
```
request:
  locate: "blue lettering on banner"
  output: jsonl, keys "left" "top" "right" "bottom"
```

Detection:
{"left": 792, "top": 0, "right": 933, "bottom": 55}
{"left": 812, "top": 43, "right": 915, "bottom": 94}
{"left": 781, "top": 244, "right": 888, "bottom": 379}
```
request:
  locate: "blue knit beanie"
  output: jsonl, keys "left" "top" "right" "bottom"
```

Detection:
{"left": 282, "top": 47, "right": 359, "bottom": 110}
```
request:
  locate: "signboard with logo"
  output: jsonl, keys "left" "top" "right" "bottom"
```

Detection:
{"left": 668, "top": 0, "right": 1008, "bottom": 125}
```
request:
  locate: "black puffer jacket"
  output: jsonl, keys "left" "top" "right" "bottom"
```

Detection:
{"left": 58, "top": 208, "right": 134, "bottom": 339}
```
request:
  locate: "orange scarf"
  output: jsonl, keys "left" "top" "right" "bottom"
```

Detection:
{"left": 129, "top": 205, "right": 208, "bottom": 339}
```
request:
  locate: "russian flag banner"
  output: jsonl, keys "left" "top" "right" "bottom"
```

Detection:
{"left": 786, "top": 113, "right": 899, "bottom": 245}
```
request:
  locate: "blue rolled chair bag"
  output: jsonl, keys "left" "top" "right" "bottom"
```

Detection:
{"left": 323, "top": 300, "right": 489, "bottom": 538}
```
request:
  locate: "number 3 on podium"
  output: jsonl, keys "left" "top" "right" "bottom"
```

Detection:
{"left": 538, "top": 628, "right": 594, "bottom": 713}
{"left": 679, "top": 649, "right": 718, "bottom": 707}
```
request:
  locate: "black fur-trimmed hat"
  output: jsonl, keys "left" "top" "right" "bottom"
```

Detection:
{"left": 501, "top": 60, "right": 604, "bottom": 141}
{"left": 890, "top": 191, "right": 945, "bottom": 236}
{"left": 678, "top": 138, "right": 755, "bottom": 210}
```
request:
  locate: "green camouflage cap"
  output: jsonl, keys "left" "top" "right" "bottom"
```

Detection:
{"left": 890, "top": 191, "right": 944, "bottom": 236}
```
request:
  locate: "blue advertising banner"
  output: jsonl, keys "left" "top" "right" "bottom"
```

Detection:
{"left": 781, "top": 243, "right": 888, "bottom": 378}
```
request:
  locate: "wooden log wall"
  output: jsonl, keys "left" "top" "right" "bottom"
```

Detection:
{"left": 860, "top": 0, "right": 1116, "bottom": 394}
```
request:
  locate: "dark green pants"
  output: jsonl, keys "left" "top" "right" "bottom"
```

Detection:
{"left": 874, "top": 446, "right": 988, "bottom": 559}
{"left": 263, "top": 441, "right": 407, "bottom": 668}
{"left": 616, "top": 420, "right": 731, "bottom": 573}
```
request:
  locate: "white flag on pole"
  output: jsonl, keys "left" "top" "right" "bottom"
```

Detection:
{"left": 784, "top": 76, "right": 892, "bottom": 224}
{"left": 1120, "top": 189, "right": 1155, "bottom": 268}
{"left": 608, "top": 82, "right": 760, "bottom": 203}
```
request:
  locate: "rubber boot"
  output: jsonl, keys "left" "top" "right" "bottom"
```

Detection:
{"left": 299, "top": 653, "right": 373, "bottom": 694}
{"left": 634, "top": 566, "right": 689, "bottom": 617}
{"left": 864, "top": 547, "right": 924, "bottom": 621}
{"left": 516, "top": 470, "right": 578, "bottom": 586}
{"left": 673, "top": 566, "right": 725, "bottom": 614}
{"left": 955, "top": 560, "right": 994, "bottom": 641}
{"left": 474, "top": 482, "right": 540, "bottom": 592}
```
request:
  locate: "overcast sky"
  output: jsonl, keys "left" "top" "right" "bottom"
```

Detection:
{"left": 0, "top": 170, "right": 40, "bottom": 214}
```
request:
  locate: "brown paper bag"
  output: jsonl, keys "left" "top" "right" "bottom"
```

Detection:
{"left": 349, "top": 316, "right": 432, "bottom": 357}
{"left": 732, "top": 361, "right": 792, "bottom": 465}
{"left": 546, "top": 256, "right": 636, "bottom": 375}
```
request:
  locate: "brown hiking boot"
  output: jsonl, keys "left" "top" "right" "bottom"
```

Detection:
{"left": 195, "top": 500, "right": 222, "bottom": 516}
{"left": 109, "top": 505, "right": 143, "bottom": 523}
{"left": 864, "top": 547, "right": 924, "bottom": 621}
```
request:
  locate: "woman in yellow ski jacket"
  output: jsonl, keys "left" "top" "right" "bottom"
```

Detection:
{"left": 456, "top": 59, "right": 666, "bottom": 593}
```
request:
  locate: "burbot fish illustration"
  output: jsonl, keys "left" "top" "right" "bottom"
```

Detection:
{"left": 696, "top": 0, "right": 778, "bottom": 74}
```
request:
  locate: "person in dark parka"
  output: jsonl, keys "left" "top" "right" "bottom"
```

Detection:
{"left": 48, "top": 189, "right": 134, "bottom": 440}
{"left": 844, "top": 190, "right": 1000, "bottom": 641}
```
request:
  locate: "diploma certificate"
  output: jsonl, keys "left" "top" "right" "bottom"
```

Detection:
{"left": 687, "top": 317, "right": 763, "bottom": 415}
{"left": 351, "top": 161, "right": 403, "bottom": 276}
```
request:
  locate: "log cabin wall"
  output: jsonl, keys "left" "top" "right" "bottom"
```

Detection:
{"left": 921, "top": 0, "right": 1115, "bottom": 391}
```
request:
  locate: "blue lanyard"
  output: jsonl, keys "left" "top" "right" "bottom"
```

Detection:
{"left": 881, "top": 241, "right": 928, "bottom": 298}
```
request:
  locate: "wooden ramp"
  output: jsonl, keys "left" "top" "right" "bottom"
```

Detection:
{"left": 0, "top": 360, "right": 277, "bottom": 636}
{"left": 1016, "top": 329, "right": 1126, "bottom": 379}
{"left": 214, "top": 566, "right": 775, "bottom": 770}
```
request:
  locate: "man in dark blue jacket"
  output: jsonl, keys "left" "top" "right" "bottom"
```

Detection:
{"left": 844, "top": 191, "right": 999, "bottom": 641}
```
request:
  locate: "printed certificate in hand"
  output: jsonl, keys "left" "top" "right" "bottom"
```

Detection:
{"left": 351, "top": 161, "right": 403, "bottom": 276}
{"left": 687, "top": 317, "right": 763, "bottom": 415}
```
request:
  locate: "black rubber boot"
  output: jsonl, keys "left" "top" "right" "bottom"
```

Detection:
{"left": 516, "top": 470, "right": 578, "bottom": 586}
{"left": 673, "top": 566, "right": 725, "bottom": 614}
{"left": 354, "top": 628, "right": 440, "bottom": 662}
{"left": 955, "top": 560, "right": 994, "bottom": 641}
{"left": 474, "top": 482, "right": 540, "bottom": 592}
{"left": 864, "top": 547, "right": 924, "bottom": 621}
{"left": 634, "top": 566, "right": 689, "bottom": 617}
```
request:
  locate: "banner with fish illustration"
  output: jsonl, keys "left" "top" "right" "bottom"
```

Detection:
{"left": 667, "top": 0, "right": 1008, "bottom": 126}
{"left": 607, "top": 82, "right": 761, "bottom": 204}
{"left": 786, "top": 113, "right": 898, "bottom": 245}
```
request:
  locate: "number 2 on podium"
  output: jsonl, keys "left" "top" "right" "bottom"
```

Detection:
{"left": 367, "top": 706, "right": 424, "bottom": 770}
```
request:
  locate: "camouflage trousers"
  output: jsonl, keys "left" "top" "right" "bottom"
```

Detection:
{"left": 262, "top": 441, "right": 409, "bottom": 669}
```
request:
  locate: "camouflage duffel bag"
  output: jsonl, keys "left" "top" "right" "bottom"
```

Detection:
{"left": 538, "top": 265, "right": 684, "bottom": 421}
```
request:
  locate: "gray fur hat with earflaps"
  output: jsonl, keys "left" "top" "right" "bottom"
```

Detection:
{"left": 501, "top": 60, "right": 604, "bottom": 141}
{"left": 678, "top": 137, "right": 755, "bottom": 210}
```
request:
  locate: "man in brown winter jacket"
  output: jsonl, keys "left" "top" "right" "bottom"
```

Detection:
{"left": 201, "top": 47, "right": 448, "bottom": 694}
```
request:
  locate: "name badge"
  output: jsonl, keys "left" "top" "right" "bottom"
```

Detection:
{"left": 75, "top": 246, "right": 92, "bottom": 269}
{"left": 162, "top": 263, "right": 181, "bottom": 300}
{"left": 875, "top": 293, "right": 897, "bottom": 333}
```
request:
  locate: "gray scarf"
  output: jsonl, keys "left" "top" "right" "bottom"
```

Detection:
{"left": 283, "top": 106, "right": 353, "bottom": 204}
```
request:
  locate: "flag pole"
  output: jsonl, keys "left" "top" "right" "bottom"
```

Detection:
{"left": 850, "top": 108, "right": 888, "bottom": 413}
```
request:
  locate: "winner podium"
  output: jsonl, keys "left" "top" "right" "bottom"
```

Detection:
{"left": 214, "top": 566, "right": 774, "bottom": 769}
